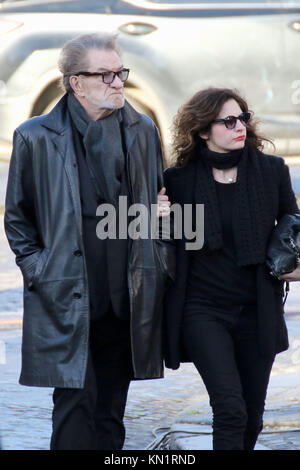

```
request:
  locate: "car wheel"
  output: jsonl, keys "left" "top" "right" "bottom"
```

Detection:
{"left": 31, "top": 81, "right": 63, "bottom": 117}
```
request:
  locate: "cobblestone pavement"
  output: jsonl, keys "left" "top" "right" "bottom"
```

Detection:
{"left": 258, "top": 430, "right": 300, "bottom": 451}
{"left": 0, "top": 328, "right": 204, "bottom": 450}
{"left": 169, "top": 399, "right": 300, "bottom": 451}
{"left": 1, "top": 325, "right": 300, "bottom": 451}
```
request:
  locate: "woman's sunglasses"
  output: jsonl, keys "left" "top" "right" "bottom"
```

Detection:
{"left": 212, "top": 112, "right": 251, "bottom": 130}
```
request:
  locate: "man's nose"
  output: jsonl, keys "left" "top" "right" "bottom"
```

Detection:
{"left": 111, "top": 74, "right": 124, "bottom": 88}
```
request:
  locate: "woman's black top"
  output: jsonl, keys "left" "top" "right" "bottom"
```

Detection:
{"left": 184, "top": 180, "right": 257, "bottom": 317}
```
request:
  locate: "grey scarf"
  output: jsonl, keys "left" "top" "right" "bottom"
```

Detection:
{"left": 67, "top": 92, "right": 125, "bottom": 205}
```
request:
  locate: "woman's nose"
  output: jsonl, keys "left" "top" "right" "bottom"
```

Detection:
{"left": 235, "top": 118, "right": 246, "bottom": 131}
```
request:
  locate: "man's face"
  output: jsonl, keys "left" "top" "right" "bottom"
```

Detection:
{"left": 77, "top": 48, "right": 125, "bottom": 110}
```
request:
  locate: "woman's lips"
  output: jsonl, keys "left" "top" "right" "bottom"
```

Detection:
{"left": 234, "top": 135, "right": 246, "bottom": 141}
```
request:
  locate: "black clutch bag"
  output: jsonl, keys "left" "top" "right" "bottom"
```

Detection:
{"left": 266, "top": 214, "right": 300, "bottom": 280}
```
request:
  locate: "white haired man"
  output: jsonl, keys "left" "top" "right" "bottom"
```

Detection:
{"left": 5, "top": 33, "right": 173, "bottom": 450}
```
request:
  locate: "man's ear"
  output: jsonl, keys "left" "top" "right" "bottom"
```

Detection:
{"left": 69, "top": 76, "right": 84, "bottom": 97}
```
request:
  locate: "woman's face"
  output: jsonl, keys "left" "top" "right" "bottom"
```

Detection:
{"left": 200, "top": 99, "right": 247, "bottom": 153}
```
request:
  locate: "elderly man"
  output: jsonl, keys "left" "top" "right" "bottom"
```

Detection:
{"left": 4, "top": 33, "right": 173, "bottom": 450}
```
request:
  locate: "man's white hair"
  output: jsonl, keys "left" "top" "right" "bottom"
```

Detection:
{"left": 58, "top": 32, "right": 121, "bottom": 93}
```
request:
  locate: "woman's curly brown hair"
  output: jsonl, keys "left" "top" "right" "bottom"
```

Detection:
{"left": 170, "top": 88, "right": 274, "bottom": 168}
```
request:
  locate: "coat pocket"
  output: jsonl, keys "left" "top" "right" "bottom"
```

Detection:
{"left": 17, "top": 250, "right": 41, "bottom": 287}
{"left": 32, "top": 248, "right": 50, "bottom": 282}
{"left": 17, "top": 248, "right": 49, "bottom": 290}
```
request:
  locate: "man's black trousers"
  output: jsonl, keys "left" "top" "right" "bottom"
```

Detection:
{"left": 50, "top": 307, "right": 133, "bottom": 450}
{"left": 182, "top": 306, "right": 275, "bottom": 450}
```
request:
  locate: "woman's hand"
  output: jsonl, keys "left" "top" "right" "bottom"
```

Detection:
{"left": 157, "top": 187, "right": 171, "bottom": 217}
{"left": 279, "top": 262, "right": 300, "bottom": 281}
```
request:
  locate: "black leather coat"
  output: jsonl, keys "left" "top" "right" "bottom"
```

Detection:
{"left": 4, "top": 95, "right": 174, "bottom": 387}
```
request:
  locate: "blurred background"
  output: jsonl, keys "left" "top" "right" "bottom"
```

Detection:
{"left": 0, "top": 0, "right": 300, "bottom": 162}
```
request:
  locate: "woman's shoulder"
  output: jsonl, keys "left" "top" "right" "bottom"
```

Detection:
{"left": 164, "top": 160, "right": 196, "bottom": 179}
{"left": 163, "top": 161, "right": 196, "bottom": 203}
{"left": 164, "top": 166, "right": 181, "bottom": 179}
{"left": 256, "top": 149, "right": 287, "bottom": 176}
{"left": 258, "top": 149, "right": 285, "bottom": 166}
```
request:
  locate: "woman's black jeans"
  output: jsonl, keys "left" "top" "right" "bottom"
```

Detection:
{"left": 182, "top": 306, "right": 274, "bottom": 450}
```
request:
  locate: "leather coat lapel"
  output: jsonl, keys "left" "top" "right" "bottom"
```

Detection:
{"left": 121, "top": 100, "right": 140, "bottom": 152}
{"left": 41, "top": 95, "right": 83, "bottom": 235}
{"left": 39, "top": 96, "right": 142, "bottom": 236}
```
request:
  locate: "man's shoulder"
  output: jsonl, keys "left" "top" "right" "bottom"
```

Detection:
{"left": 15, "top": 95, "right": 67, "bottom": 141}
{"left": 16, "top": 115, "right": 46, "bottom": 136}
{"left": 123, "top": 100, "right": 157, "bottom": 132}
{"left": 13, "top": 115, "right": 49, "bottom": 150}
{"left": 138, "top": 112, "right": 156, "bottom": 128}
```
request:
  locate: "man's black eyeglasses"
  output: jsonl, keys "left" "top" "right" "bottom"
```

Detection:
{"left": 73, "top": 68, "right": 130, "bottom": 84}
{"left": 212, "top": 112, "right": 251, "bottom": 130}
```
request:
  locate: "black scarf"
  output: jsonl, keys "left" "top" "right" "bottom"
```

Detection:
{"left": 195, "top": 144, "right": 276, "bottom": 266}
{"left": 201, "top": 146, "right": 242, "bottom": 169}
{"left": 67, "top": 93, "right": 124, "bottom": 206}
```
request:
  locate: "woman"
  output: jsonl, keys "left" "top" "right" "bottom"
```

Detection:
{"left": 163, "top": 88, "right": 299, "bottom": 450}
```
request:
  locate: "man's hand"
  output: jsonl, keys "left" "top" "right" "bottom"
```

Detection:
{"left": 157, "top": 187, "right": 171, "bottom": 217}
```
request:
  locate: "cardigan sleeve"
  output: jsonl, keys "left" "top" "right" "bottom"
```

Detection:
{"left": 277, "top": 161, "right": 299, "bottom": 220}
{"left": 163, "top": 167, "right": 176, "bottom": 204}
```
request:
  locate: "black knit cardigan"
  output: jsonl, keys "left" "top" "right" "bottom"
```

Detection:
{"left": 163, "top": 150, "right": 299, "bottom": 370}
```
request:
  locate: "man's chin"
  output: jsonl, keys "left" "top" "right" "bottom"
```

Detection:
{"left": 86, "top": 96, "right": 125, "bottom": 110}
{"left": 101, "top": 97, "right": 125, "bottom": 110}
{"left": 112, "top": 97, "right": 125, "bottom": 109}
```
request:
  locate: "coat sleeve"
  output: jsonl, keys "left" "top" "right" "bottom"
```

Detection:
{"left": 154, "top": 124, "right": 164, "bottom": 191}
{"left": 277, "top": 161, "right": 299, "bottom": 220}
{"left": 4, "top": 129, "right": 42, "bottom": 285}
{"left": 153, "top": 127, "right": 176, "bottom": 282}
{"left": 163, "top": 168, "right": 174, "bottom": 203}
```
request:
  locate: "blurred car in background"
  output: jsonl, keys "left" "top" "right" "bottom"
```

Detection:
{"left": 0, "top": 0, "right": 300, "bottom": 160}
